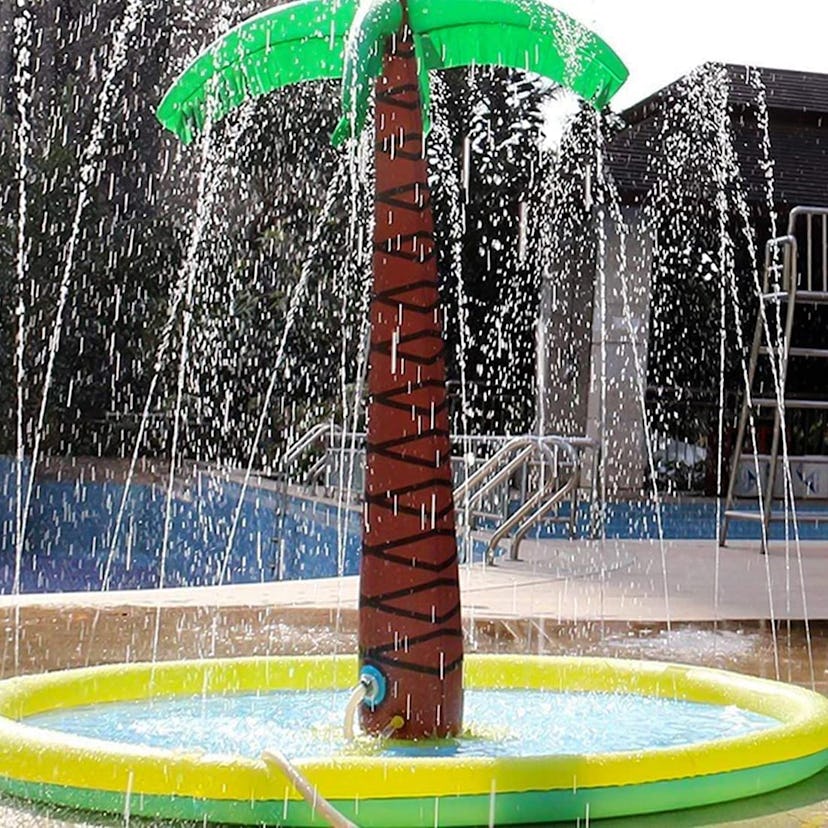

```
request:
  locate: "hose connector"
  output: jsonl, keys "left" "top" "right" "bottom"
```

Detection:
{"left": 359, "top": 664, "right": 387, "bottom": 711}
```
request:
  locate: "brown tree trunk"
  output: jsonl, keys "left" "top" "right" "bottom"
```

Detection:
{"left": 358, "top": 17, "right": 464, "bottom": 740}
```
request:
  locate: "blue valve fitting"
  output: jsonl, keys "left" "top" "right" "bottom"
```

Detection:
{"left": 359, "top": 664, "right": 387, "bottom": 710}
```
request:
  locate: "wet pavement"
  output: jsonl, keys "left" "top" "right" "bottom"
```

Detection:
{"left": 1, "top": 536, "right": 827, "bottom": 826}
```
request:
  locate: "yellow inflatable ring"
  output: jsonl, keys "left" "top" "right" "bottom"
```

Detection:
{"left": 0, "top": 655, "right": 826, "bottom": 825}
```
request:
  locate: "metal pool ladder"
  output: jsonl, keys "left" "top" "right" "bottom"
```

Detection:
{"left": 452, "top": 435, "right": 601, "bottom": 563}
{"left": 720, "top": 206, "right": 828, "bottom": 552}
{"left": 277, "top": 425, "right": 601, "bottom": 563}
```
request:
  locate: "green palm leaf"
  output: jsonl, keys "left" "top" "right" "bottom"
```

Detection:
{"left": 412, "top": 0, "right": 627, "bottom": 107}
{"left": 157, "top": 0, "right": 357, "bottom": 144}
{"left": 157, "top": 0, "right": 628, "bottom": 145}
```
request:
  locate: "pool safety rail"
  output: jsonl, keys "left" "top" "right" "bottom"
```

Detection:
{"left": 721, "top": 206, "right": 828, "bottom": 551}
{"left": 0, "top": 655, "right": 826, "bottom": 826}
{"left": 280, "top": 425, "right": 601, "bottom": 559}
{"left": 452, "top": 435, "right": 601, "bottom": 562}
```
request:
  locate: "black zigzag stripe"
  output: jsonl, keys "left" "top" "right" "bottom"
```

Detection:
{"left": 375, "top": 279, "right": 438, "bottom": 299}
{"left": 366, "top": 476, "right": 453, "bottom": 499}
{"left": 361, "top": 545, "right": 458, "bottom": 572}
{"left": 360, "top": 597, "right": 462, "bottom": 626}
{"left": 367, "top": 427, "right": 447, "bottom": 454}
{"left": 369, "top": 395, "right": 448, "bottom": 417}
{"left": 362, "top": 527, "right": 456, "bottom": 556}
{"left": 376, "top": 183, "right": 431, "bottom": 213}
{"left": 370, "top": 339, "right": 446, "bottom": 367}
{"left": 365, "top": 494, "right": 454, "bottom": 520}
{"left": 362, "top": 577, "right": 460, "bottom": 607}
{"left": 372, "top": 282, "right": 439, "bottom": 314}
{"left": 367, "top": 447, "right": 443, "bottom": 469}
{"left": 367, "top": 627, "right": 464, "bottom": 657}
{"left": 365, "top": 651, "right": 464, "bottom": 679}
{"left": 373, "top": 378, "right": 446, "bottom": 400}
{"left": 371, "top": 328, "right": 444, "bottom": 350}
{"left": 380, "top": 82, "right": 419, "bottom": 98}
{"left": 365, "top": 430, "right": 451, "bottom": 468}
{"left": 377, "top": 84, "right": 420, "bottom": 110}
{"left": 374, "top": 297, "right": 440, "bottom": 316}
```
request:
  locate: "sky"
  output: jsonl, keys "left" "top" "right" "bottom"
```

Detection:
{"left": 552, "top": 0, "right": 828, "bottom": 110}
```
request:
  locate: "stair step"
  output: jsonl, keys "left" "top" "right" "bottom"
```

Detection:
{"left": 758, "top": 346, "right": 828, "bottom": 359}
{"left": 774, "top": 512, "right": 828, "bottom": 522}
{"left": 751, "top": 397, "right": 828, "bottom": 410}
{"left": 725, "top": 510, "right": 828, "bottom": 523}
{"left": 724, "top": 510, "right": 764, "bottom": 522}
{"left": 762, "top": 290, "right": 828, "bottom": 304}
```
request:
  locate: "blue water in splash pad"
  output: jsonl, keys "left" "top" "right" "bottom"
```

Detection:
{"left": 27, "top": 688, "right": 777, "bottom": 760}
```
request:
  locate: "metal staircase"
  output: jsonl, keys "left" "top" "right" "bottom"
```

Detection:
{"left": 277, "top": 424, "right": 601, "bottom": 561}
{"left": 452, "top": 435, "right": 601, "bottom": 562}
{"left": 720, "top": 206, "right": 828, "bottom": 551}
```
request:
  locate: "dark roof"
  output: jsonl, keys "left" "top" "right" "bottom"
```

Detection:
{"left": 622, "top": 64, "right": 828, "bottom": 124}
{"left": 608, "top": 63, "right": 828, "bottom": 209}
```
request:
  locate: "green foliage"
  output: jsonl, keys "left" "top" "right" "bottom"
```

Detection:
{"left": 163, "top": 82, "right": 369, "bottom": 467}
{"left": 2, "top": 14, "right": 576, "bottom": 465}
{"left": 432, "top": 67, "right": 561, "bottom": 435}
{"left": 0, "top": 74, "right": 184, "bottom": 458}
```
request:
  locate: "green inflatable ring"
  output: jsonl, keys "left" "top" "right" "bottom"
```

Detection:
{"left": 0, "top": 655, "right": 826, "bottom": 825}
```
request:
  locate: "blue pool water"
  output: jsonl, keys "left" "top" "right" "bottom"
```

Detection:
{"left": 25, "top": 689, "right": 778, "bottom": 759}
{"left": 2, "top": 455, "right": 826, "bottom": 594}
{"left": 0, "top": 457, "right": 361, "bottom": 594}
{"left": 524, "top": 499, "right": 828, "bottom": 542}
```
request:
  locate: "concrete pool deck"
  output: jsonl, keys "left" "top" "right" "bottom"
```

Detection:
{"left": 4, "top": 537, "right": 825, "bottom": 622}
{"left": 1, "top": 536, "right": 827, "bottom": 826}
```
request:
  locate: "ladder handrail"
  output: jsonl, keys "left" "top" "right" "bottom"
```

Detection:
{"left": 510, "top": 449, "right": 584, "bottom": 560}
{"left": 763, "top": 235, "right": 796, "bottom": 292}
{"left": 453, "top": 437, "right": 539, "bottom": 504}
{"left": 453, "top": 435, "right": 596, "bottom": 502}
{"left": 283, "top": 421, "right": 343, "bottom": 467}
{"left": 789, "top": 206, "right": 828, "bottom": 221}
{"left": 303, "top": 454, "right": 331, "bottom": 486}
{"left": 281, "top": 422, "right": 600, "bottom": 552}
{"left": 721, "top": 205, "right": 828, "bottom": 551}
{"left": 456, "top": 446, "right": 535, "bottom": 515}
{"left": 484, "top": 438, "right": 581, "bottom": 560}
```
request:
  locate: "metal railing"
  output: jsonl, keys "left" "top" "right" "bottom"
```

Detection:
{"left": 720, "top": 206, "right": 828, "bottom": 550}
{"left": 279, "top": 423, "right": 601, "bottom": 560}
{"left": 473, "top": 436, "right": 600, "bottom": 562}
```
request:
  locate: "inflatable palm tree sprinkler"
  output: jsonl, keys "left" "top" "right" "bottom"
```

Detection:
{"left": 158, "top": 0, "right": 626, "bottom": 740}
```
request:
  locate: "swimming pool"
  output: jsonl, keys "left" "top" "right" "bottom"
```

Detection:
{"left": 1, "top": 456, "right": 826, "bottom": 594}
{"left": 0, "top": 458, "right": 361, "bottom": 594}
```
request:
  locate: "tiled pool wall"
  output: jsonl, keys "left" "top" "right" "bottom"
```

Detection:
{"left": 525, "top": 500, "right": 828, "bottom": 542}
{"left": 0, "top": 457, "right": 361, "bottom": 594}
{"left": 1, "top": 457, "right": 826, "bottom": 594}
